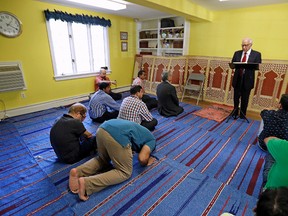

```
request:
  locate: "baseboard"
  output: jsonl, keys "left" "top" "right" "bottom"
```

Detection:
{"left": 112, "top": 85, "right": 130, "bottom": 93}
{"left": 5, "top": 85, "right": 130, "bottom": 118}
{"left": 6, "top": 94, "right": 89, "bottom": 118}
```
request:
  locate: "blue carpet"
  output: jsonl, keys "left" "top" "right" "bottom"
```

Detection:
{"left": 52, "top": 157, "right": 257, "bottom": 216}
{"left": 0, "top": 97, "right": 263, "bottom": 215}
{"left": 0, "top": 121, "right": 74, "bottom": 215}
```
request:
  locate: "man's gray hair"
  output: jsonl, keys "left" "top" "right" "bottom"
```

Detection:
{"left": 242, "top": 37, "right": 253, "bottom": 45}
{"left": 161, "top": 71, "right": 171, "bottom": 82}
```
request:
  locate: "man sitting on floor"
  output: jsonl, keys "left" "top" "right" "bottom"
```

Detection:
{"left": 258, "top": 94, "right": 288, "bottom": 151}
{"left": 258, "top": 94, "right": 288, "bottom": 187}
{"left": 118, "top": 85, "right": 158, "bottom": 131}
{"left": 95, "top": 66, "right": 122, "bottom": 100}
{"left": 263, "top": 137, "right": 288, "bottom": 190}
{"left": 132, "top": 70, "right": 158, "bottom": 110}
{"left": 50, "top": 103, "right": 97, "bottom": 164}
{"left": 88, "top": 82, "right": 120, "bottom": 123}
{"left": 156, "top": 71, "right": 184, "bottom": 117}
{"left": 69, "top": 119, "right": 156, "bottom": 201}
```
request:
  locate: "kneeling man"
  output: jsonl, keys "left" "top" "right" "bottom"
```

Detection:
{"left": 69, "top": 119, "right": 156, "bottom": 201}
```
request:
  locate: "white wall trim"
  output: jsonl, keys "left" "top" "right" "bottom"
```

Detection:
{"left": 6, "top": 94, "right": 89, "bottom": 118}
{"left": 5, "top": 85, "right": 130, "bottom": 118}
{"left": 112, "top": 85, "right": 130, "bottom": 93}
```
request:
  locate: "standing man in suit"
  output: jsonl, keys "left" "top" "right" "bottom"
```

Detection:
{"left": 156, "top": 71, "right": 184, "bottom": 117}
{"left": 231, "top": 38, "right": 262, "bottom": 118}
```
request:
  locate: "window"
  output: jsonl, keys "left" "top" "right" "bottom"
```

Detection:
{"left": 46, "top": 19, "right": 110, "bottom": 80}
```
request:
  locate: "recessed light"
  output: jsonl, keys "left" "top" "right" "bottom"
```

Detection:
{"left": 66, "top": 0, "right": 127, "bottom": 11}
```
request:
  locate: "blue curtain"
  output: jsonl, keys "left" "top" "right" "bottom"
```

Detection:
{"left": 44, "top": 9, "right": 111, "bottom": 27}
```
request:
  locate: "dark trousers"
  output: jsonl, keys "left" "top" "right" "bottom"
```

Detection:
{"left": 141, "top": 118, "right": 158, "bottom": 131}
{"left": 233, "top": 87, "right": 251, "bottom": 116}
{"left": 109, "top": 92, "right": 122, "bottom": 101}
{"left": 262, "top": 153, "right": 275, "bottom": 187}
{"left": 91, "top": 111, "right": 119, "bottom": 123}
{"left": 142, "top": 94, "right": 158, "bottom": 110}
{"left": 64, "top": 135, "right": 97, "bottom": 164}
{"left": 79, "top": 135, "right": 97, "bottom": 158}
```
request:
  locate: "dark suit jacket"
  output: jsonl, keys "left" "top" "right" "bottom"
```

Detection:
{"left": 156, "top": 81, "right": 184, "bottom": 117}
{"left": 232, "top": 49, "right": 262, "bottom": 90}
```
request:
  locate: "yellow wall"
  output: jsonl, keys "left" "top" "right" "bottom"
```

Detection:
{"left": 1, "top": 0, "right": 288, "bottom": 112}
{"left": 188, "top": 3, "right": 288, "bottom": 60}
{"left": 0, "top": 0, "right": 136, "bottom": 110}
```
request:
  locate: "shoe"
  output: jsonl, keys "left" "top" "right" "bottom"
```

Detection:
{"left": 231, "top": 108, "right": 239, "bottom": 119}
{"left": 240, "top": 114, "right": 245, "bottom": 119}
{"left": 257, "top": 142, "right": 268, "bottom": 152}
{"left": 257, "top": 142, "right": 268, "bottom": 151}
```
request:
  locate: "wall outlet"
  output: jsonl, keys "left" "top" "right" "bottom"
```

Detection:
{"left": 21, "top": 92, "right": 26, "bottom": 98}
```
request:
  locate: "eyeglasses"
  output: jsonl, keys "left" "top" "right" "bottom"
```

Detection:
{"left": 80, "top": 113, "right": 86, "bottom": 118}
{"left": 241, "top": 44, "right": 251, "bottom": 47}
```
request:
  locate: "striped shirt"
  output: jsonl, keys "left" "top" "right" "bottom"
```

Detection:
{"left": 88, "top": 90, "right": 120, "bottom": 119}
{"left": 118, "top": 95, "right": 153, "bottom": 124}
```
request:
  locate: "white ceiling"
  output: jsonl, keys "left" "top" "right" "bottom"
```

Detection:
{"left": 188, "top": 0, "right": 288, "bottom": 11}
{"left": 41, "top": 0, "right": 171, "bottom": 19}
{"left": 42, "top": 0, "right": 288, "bottom": 19}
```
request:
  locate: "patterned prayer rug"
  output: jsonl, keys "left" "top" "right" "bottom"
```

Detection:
{"left": 193, "top": 104, "right": 234, "bottom": 122}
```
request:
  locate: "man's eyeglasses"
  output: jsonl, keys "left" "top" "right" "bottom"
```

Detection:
{"left": 241, "top": 44, "right": 251, "bottom": 47}
{"left": 80, "top": 113, "right": 86, "bottom": 118}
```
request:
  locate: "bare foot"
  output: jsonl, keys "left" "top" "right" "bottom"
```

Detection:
{"left": 147, "top": 157, "right": 156, "bottom": 166}
{"left": 78, "top": 177, "right": 89, "bottom": 201}
{"left": 69, "top": 168, "right": 79, "bottom": 194}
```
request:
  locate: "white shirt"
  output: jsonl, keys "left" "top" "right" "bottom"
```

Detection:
{"left": 241, "top": 49, "right": 251, "bottom": 63}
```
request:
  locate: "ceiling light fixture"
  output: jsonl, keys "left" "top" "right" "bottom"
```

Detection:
{"left": 65, "top": 0, "right": 127, "bottom": 11}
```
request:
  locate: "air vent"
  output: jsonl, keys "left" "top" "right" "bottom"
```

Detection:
{"left": 0, "top": 62, "right": 26, "bottom": 92}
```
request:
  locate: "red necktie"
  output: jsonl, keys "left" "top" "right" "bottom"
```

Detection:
{"left": 240, "top": 52, "right": 247, "bottom": 76}
{"left": 241, "top": 52, "right": 247, "bottom": 62}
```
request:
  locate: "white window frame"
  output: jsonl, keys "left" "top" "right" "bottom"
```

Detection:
{"left": 46, "top": 19, "right": 110, "bottom": 81}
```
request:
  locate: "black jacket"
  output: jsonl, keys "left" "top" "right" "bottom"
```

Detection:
{"left": 232, "top": 49, "right": 262, "bottom": 90}
{"left": 156, "top": 81, "right": 184, "bottom": 117}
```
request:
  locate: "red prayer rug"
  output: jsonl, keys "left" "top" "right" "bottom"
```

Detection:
{"left": 193, "top": 104, "right": 234, "bottom": 122}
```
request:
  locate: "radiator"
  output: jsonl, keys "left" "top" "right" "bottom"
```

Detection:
{"left": 0, "top": 62, "right": 26, "bottom": 92}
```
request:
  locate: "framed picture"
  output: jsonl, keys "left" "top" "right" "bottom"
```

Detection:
{"left": 120, "top": 31, "right": 128, "bottom": 40}
{"left": 121, "top": 42, "right": 128, "bottom": 52}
